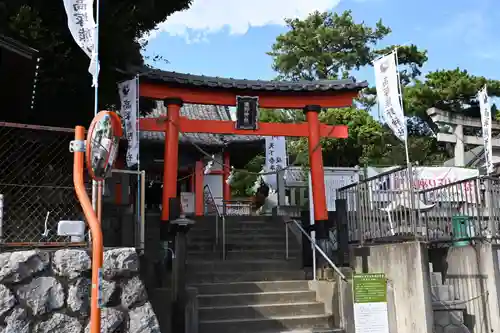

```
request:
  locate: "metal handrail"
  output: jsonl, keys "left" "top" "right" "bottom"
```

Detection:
{"left": 203, "top": 184, "right": 226, "bottom": 260}
{"left": 285, "top": 218, "right": 347, "bottom": 282}
{"left": 203, "top": 184, "right": 222, "bottom": 217}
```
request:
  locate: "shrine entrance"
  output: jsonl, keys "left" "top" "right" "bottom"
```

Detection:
{"left": 138, "top": 70, "right": 367, "bottom": 234}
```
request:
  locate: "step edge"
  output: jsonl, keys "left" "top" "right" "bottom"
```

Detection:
{"left": 187, "top": 260, "right": 300, "bottom": 264}
{"left": 191, "top": 280, "right": 310, "bottom": 286}
{"left": 199, "top": 314, "right": 332, "bottom": 324}
{"left": 197, "top": 290, "right": 315, "bottom": 298}
{"left": 189, "top": 270, "right": 304, "bottom": 275}
{"left": 198, "top": 301, "right": 322, "bottom": 310}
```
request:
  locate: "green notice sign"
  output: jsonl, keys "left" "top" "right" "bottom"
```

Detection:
{"left": 353, "top": 273, "right": 387, "bottom": 303}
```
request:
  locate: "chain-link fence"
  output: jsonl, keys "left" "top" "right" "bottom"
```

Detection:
{"left": 0, "top": 122, "right": 88, "bottom": 244}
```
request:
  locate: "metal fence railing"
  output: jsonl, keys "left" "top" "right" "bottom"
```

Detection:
{"left": 337, "top": 165, "right": 500, "bottom": 245}
{"left": 0, "top": 122, "right": 88, "bottom": 244}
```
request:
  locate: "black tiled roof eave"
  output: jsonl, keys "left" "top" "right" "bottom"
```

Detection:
{"left": 0, "top": 34, "right": 39, "bottom": 60}
{"left": 134, "top": 66, "right": 368, "bottom": 93}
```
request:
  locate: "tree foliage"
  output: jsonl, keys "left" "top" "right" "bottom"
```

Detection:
{"left": 267, "top": 10, "right": 391, "bottom": 81}
{"left": 404, "top": 68, "right": 500, "bottom": 122}
{"left": 0, "top": 0, "right": 191, "bottom": 126}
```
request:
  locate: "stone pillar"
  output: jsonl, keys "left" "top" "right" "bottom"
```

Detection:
{"left": 350, "top": 242, "right": 434, "bottom": 333}
{"left": 445, "top": 244, "right": 498, "bottom": 333}
{"left": 454, "top": 124, "right": 465, "bottom": 166}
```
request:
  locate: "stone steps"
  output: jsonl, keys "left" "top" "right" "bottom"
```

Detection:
{"left": 189, "top": 227, "right": 285, "bottom": 237}
{"left": 197, "top": 290, "right": 317, "bottom": 307}
{"left": 188, "top": 249, "right": 300, "bottom": 260}
{"left": 188, "top": 241, "right": 289, "bottom": 251}
{"left": 187, "top": 259, "right": 301, "bottom": 272}
{"left": 187, "top": 217, "right": 340, "bottom": 333}
{"left": 189, "top": 234, "right": 288, "bottom": 243}
{"left": 188, "top": 270, "right": 305, "bottom": 284}
{"left": 199, "top": 302, "right": 325, "bottom": 321}
{"left": 199, "top": 314, "right": 334, "bottom": 333}
{"left": 194, "top": 281, "right": 311, "bottom": 295}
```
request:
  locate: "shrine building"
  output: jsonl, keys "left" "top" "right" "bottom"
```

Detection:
{"left": 138, "top": 100, "right": 264, "bottom": 208}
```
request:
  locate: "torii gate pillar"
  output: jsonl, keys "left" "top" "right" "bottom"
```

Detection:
{"left": 305, "top": 105, "right": 328, "bottom": 221}
{"left": 161, "top": 98, "right": 182, "bottom": 221}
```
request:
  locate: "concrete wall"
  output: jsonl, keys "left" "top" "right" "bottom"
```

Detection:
{"left": 436, "top": 244, "right": 500, "bottom": 333}
{"left": 350, "top": 242, "right": 434, "bottom": 333}
{"left": 0, "top": 248, "right": 160, "bottom": 332}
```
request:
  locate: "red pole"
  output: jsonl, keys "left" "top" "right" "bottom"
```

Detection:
{"left": 305, "top": 105, "right": 328, "bottom": 222}
{"left": 222, "top": 151, "right": 231, "bottom": 202}
{"left": 73, "top": 126, "right": 102, "bottom": 333}
{"left": 195, "top": 160, "right": 204, "bottom": 216}
{"left": 161, "top": 98, "right": 183, "bottom": 221}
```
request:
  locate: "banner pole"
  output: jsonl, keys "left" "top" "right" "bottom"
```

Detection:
{"left": 91, "top": 0, "right": 101, "bottom": 215}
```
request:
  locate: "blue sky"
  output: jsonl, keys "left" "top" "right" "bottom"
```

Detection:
{"left": 143, "top": 0, "right": 500, "bottom": 88}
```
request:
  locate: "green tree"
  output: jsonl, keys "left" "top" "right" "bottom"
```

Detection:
{"left": 266, "top": 10, "right": 430, "bottom": 159}
{"left": 267, "top": 10, "right": 391, "bottom": 81}
{"left": 230, "top": 155, "right": 265, "bottom": 197}
{"left": 404, "top": 68, "right": 500, "bottom": 124}
{"left": 0, "top": 0, "right": 191, "bottom": 126}
{"left": 289, "top": 107, "right": 385, "bottom": 167}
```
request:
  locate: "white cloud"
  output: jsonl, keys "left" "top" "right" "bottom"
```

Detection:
{"left": 145, "top": 0, "right": 340, "bottom": 41}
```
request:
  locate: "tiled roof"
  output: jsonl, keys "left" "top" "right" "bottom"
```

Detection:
{"left": 135, "top": 67, "right": 368, "bottom": 92}
{"left": 140, "top": 101, "right": 263, "bottom": 146}
{"left": 0, "top": 34, "right": 39, "bottom": 60}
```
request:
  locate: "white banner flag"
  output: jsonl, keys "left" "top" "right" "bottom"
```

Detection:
{"left": 263, "top": 136, "right": 287, "bottom": 190}
{"left": 118, "top": 78, "right": 139, "bottom": 167}
{"left": 374, "top": 52, "right": 407, "bottom": 141}
{"left": 63, "top": 0, "right": 99, "bottom": 86}
{"left": 478, "top": 86, "right": 494, "bottom": 174}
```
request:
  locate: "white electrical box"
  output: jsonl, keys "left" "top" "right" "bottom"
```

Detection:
{"left": 57, "top": 220, "right": 85, "bottom": 242}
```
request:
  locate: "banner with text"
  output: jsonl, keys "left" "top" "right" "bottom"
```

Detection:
{"left": 478, "top": 86, "right": 494, "bottom": 174}
{"left": 367, "top": 166, "right": 479, "bottom": 203}
{"left": 374, "top": 52, "right": 407, "bottom": 142}
{"left": 264, "top": 136, "right": 287, "bottom": 190}
{"left": 63, "top": 0, "right": 99, "bottom": 86}
{"left": 118, "top": 78, "right": 139, "bottom": 167}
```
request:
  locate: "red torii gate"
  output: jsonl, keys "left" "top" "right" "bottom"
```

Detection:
{"left": 138, "top": 70, "right": 367, "bottom": 226}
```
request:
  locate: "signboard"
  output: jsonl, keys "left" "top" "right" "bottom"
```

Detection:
{"left": 118, "top": 78, "right": 140, "bottom": 167}
{"left": 353, "top": 273, "right": 389, "bottom": 333}
{"left": 235, "top": 96, "right": 258, "bottom": 130}
{"left": 263, "top": 136, "right": 287, "bottom": 190}
{"left": 180, "top": 192, "right": 195, "bottom": 214}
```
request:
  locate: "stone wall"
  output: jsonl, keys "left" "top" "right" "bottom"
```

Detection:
{"left": 0, "top": 247, "right": 160, "bottom": 333}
